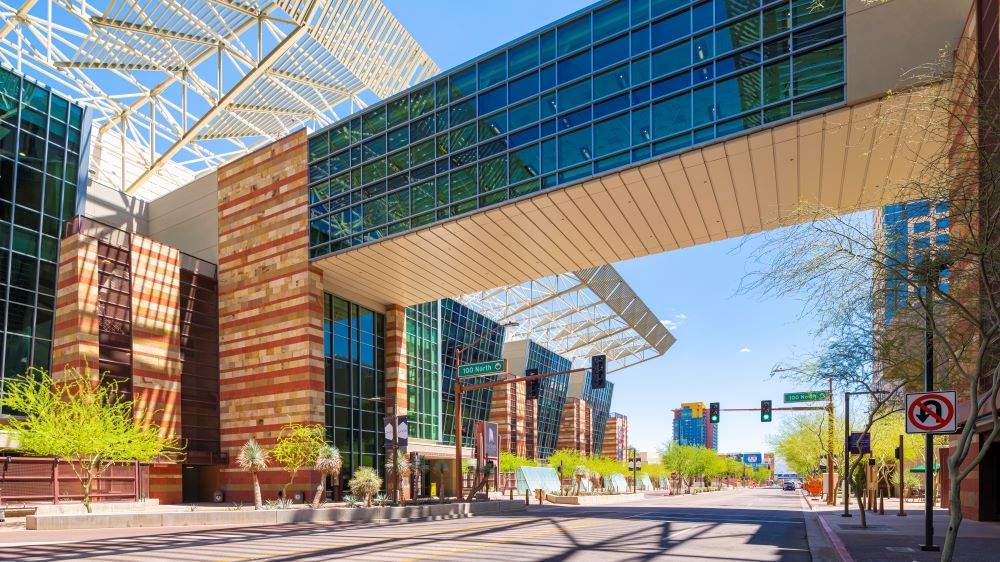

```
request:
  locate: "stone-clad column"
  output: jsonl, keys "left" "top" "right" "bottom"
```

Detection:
{"left": 384, "top": 305, "right": 408, "bottom": 416}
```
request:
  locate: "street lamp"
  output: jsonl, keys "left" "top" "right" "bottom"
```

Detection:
{"left": 369, "top": 396, "right": 400, "bottom": 505}
{"left": 841, "top": 389, "right": 889, "bottom": 517}
{"left": 454, "top": 321, "right": 518, "bottom": 500}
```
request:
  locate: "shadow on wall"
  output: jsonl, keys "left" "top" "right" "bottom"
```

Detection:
{"left": 83, "top": 181, "right": 150, "bottom": 234}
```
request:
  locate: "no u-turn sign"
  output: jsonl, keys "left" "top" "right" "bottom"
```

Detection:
{"left": 905, "top": 391, "right": 958, "bottom": 434}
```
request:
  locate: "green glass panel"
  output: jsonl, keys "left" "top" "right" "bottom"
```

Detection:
{"left": 363, "top": 197, "right": 386, "bottom": 229}
{"left": 593, "top": 0, "right": 629, "bottom": 41}
{"left": 450, "top": 67, "right": 477, "bottom": 100}
{"left": 763, "top": 4, "right": 791, "bottom": 37}
{"left": 387, "top": 190, "right": 409, "bottom": 222}
{"left": 715, "top": 69, "right": 761, "bottom": 118}
{"left": 793, "top": 87, "right": 844, "bottom": 114}
{"left": 651, "top": 42, "right": 690, "bottom": 79}
{"left": 362, "top": 106, "right": 386, "bottom": 138}
{"left": 450, "top": 168, "right": 477, "bottom": 201}
{"left": 361, "top": 158, "right": 386, "bottom": 184}
{"left": 793, "top": 41, "right": 844, "bottom": 95}
{"left": 510, "top": 179, "right": 541, "bottom": 198}
{"left": 411, "top": 181, "right": 435, "bottom": 214}
{"left": 763, "top": 59, "right": 791, "bottom": 104}
{"left": 715, "top": 14, "right": 760, "bottom": 55}
{"left": 449, "top": 124, "right": 477, "bottom": 151}
{"left": 792, "top": 0, "right": 842, "bottom": 26}
{"left": 387, "top": 97, "right": 409, "bottom": 128}
{"left": 411, "top": 140, "right": 435, "bottom": 166}
{"left": 558, "top": 15, "right": 591, "bottom": 56}
{"left": 410, "top": 84, "right": 435, "bottom": 118}
{"left": 478, "top": 155, "right": 507, "bottom": 192}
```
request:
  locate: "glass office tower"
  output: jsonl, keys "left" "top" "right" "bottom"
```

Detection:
{"left": 0, "top": 67, "right": 88, "bottom": 413}
{"left": 526, "top": 341, "right": 571, "bottom": 460}
{"left": 579, "top": 370, "right": 615, "bottom": 456}
{"left": 440, "top": 298, "right": 505, "bottom": 447}
{"left": 307, "top": 0, "right": 845, "bottom": 256}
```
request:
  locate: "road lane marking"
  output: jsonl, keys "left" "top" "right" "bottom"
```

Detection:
{"left": 212, "top": 519, "right": 525, "bottom": 562}
{"left": 397, "top": 520, "right": 604, "bottom": 562}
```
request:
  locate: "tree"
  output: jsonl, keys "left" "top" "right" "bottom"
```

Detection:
{"left": 769, "top": 412, "right": 845, "bottom": 489}
{"left": 498, "top": 451, "right": 537, "bottom": 472}
{"left": 348, "top": 466, "right": 382, "bottom": 507}
{"left": 237, "top": 438, "right": 270, "bottom": 510}
{"left": 312, "top": 444, "right": 343, "bottom": 508}
{"left": 740, "top": 41, "right": 1000, "bottom": 554}
{"left": 0, "top": 366, "right": 184, "bottom": 513}
{"left": 270, "top": 423, "right": 326, "bottom": 501}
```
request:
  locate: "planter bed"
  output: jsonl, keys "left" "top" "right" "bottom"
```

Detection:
{"left": 26, "top": 499, "right": 526, "bottom": 530}
{"left": 544, "top": 493, "right": 646, "bottom": 505}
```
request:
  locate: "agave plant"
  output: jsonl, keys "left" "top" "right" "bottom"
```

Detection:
{"left": 589, "top": 471, "right": 602, "bottom": 492}
{"left": 373, "top": 493, "right": 389, "bottom": 507}
{"left": 342, "top": 494, "right": 359, "bottom": 507}
{"left": 312, "top": 444, "right": 343, "bottom": 509}
{"left": 348, "top": 466, "right": 383, "bottom": 507}
{"left": 237, "top": 438, "right": 270, "bottom": 510}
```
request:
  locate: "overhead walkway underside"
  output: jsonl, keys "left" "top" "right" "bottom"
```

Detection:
{"left": 315, "top": 88, "right": 945, "bottom": 307}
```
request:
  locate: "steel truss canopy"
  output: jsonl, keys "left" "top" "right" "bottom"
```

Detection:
{"left": 0, "top": 0, "right": 438, "bottom": 200}
{"left": 457, "top": 265, "right": 675, "bottom": 374}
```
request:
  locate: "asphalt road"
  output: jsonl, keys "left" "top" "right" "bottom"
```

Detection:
{"left": 0, "top": 488, "right": 811, "bottom": 561}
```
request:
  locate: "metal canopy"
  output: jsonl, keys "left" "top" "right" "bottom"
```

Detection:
{"left": 456, "top": 265, "right": 675, "bottom": 373}
{"left": 0, "top": 0, "right": 438, "bottom": 200}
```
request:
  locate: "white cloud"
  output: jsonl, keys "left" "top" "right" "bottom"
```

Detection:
{"left": 661, "top": 319, "right": 679, "bottom": 331}
{"left": 675, "top": 313, "right": 688, "bottom": 320}
{"left": 660, "top": 313, "right": 687, "bottom": 332}
{"left": 739, "top": 347, "right": 752, "bottom": 353}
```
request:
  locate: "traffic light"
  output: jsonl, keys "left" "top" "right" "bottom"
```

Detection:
{"left": 591, "top": 354, "right": 607, "bottom": 389}
{"left": 760, "top": 400, "right": 772, "bottom": 422}
{"left": 525, "top": 368, "right": 540, "bottom": 399}
{"left": 709, "top": 402, "right": 720, "bottom": 423}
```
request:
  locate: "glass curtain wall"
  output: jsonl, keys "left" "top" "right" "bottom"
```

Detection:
{"left": 440, "top": 298, "right": 505, "bottom": 447}
{"left": 526, "top": 341, "right": 571, "bottom": 460}
{"left": 0, "top": 67, "right": 87, "bottom": 413}
{"left": 324, "top": 293, "right": 386, "bottom": 488}
{"left": 406, "top": 301, "right": 440, "bottom": 441}
{"left": 308, "top": 0, "right": 846, "bottom": 256}
{"left": 580, "top": 371, "right": 614, "bottom": 456}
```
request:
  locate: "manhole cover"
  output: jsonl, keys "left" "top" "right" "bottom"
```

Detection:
{"left": 886, "top": 547, "right": 916, "bottom": 553}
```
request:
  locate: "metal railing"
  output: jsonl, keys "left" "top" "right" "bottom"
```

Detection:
{"left": 0, "top": 456, "right": 149, "bottom": 506}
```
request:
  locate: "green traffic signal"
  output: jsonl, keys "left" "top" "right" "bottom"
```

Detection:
{"left": 709, "top": 402, "right": 720, "bottom": 423}
{"left": 760, "top": 400, "right": 772, "bottom": 422}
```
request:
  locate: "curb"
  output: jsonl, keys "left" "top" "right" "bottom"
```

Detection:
{"left": 816, "top": 513, "right": 855, "bottom": 562}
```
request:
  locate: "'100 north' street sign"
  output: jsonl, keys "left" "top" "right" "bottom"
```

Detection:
{"left": 458, "top": 360, "right": 507, "bottom": 378}
{"left": 784, "top": 391, "right": 830, "bottom": 403}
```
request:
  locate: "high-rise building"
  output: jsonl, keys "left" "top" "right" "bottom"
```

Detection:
{"left": 672, "top": 402, "right": 718, "bottom": 450}
{"left": 603, "top": 412, "right": 630, "bottom": 461}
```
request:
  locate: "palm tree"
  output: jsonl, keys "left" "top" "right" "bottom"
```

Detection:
{"left": 311, "top": 445, "right": 343, "bottom": 508}
{"left": 384, "top": 450, "right": 411, "bottom": 502}
{"left": 237, "top": 438, "right": 270, "bottom": 510}
{"left": 348, "top": 466, "right": 382, "bottom": 507}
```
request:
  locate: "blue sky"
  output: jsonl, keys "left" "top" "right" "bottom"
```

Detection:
{"left": 384, "top": 0, "right": 830, "bottom": 455}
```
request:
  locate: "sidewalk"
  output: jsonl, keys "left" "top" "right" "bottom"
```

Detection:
{"left": 802, "top": 493, "right": 1000, "bottom": 562}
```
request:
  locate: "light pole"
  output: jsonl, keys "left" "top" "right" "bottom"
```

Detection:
{"left": 454, "top": 321, "right": 518, "bottom": 500}
{"left": 918, "top": 262, "right": 947, "bottom": 552}
{"left": 370, "top": 396, "right": 400, "bottom": 505}
{"left": 842, "top": 389, "right": 888, "bottom": 517}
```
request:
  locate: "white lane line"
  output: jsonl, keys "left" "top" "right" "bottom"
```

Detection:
{"left": 662, "top": 524, "right": 711, "bottom": 543}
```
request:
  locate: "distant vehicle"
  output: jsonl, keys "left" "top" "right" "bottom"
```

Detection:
{"left": 782, "top": 481, "right": 796, "bottom": 491}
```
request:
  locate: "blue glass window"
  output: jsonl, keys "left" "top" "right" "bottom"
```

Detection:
{"left": 479, "top": 53, "right": 507, "bottom": 89}
{"left": 558, "top": 16, "right": 591, "bottom": 56}
{"left": 594, "top": 35, "right": 630, "bottom": 70}
{"left": 558, "top": 126, "right": 592, "bottom": 167}
{"left": 651, "top": 12, "right": 689, "bottom": 48}
{"left": 510, "top": 38, "right": 539, "bottom": 76}
{"left": 594, "top": 0, "right": 630, "bottom": 40}
{"left": 558, "top": 51, "right": 591, "bottom": 84}
{"left": 652, "top": 93, "right": 691, "bottom": 139}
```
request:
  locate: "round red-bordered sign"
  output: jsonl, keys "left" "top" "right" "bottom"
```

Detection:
{"left": 907, "top": 393, "right": 954, "bottom": 432}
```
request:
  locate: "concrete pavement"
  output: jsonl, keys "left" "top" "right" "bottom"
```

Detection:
{"left": 0, "top": 488, "right": 811, "bottom": 561}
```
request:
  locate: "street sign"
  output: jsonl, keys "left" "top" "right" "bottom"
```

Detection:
{"left": 784, "top": 391, "right": 831, "bottom": 403}
{"left": 458, "top": 359, "right": 507, "bottom": 378}
{"left": 847, "top": 432, "right": 871, "bottom": 454}
{"left": 383, "top": 415, "right": 408, "bottom": 448}
{"left": 906, "top": 391, "right": 957, "bottom": 434}
{"left": 743, "top": 453, "right": 761, "bottom": 465}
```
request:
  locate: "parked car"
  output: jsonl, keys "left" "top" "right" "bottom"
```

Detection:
{"left": 782, "top": 481, "right": 796, "bottom": 491}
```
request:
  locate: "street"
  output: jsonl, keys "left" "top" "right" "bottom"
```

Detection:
{"left": 0, "top": 488, "right": 810, "bottom": 561}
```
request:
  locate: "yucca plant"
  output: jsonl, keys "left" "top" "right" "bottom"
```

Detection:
{"left": 348, "top": 466, "right": 382, "bottom": 507}
{"left": 342, "top": 494, "right": 359, "bottom": 507}
{"left": 311, "top": 444, "right": 343, "bottom": 509}
{"left": 237, "top": 438, "right": 270, "bottom": 510}
{"left": 573, "top": 465, "right": 589, "bottom": 495}
{"left": 384, "top": 450, "right": 411, "bottom": 501}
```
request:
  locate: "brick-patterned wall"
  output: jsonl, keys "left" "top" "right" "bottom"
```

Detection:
{"left": 602, "top": 415, "right": 629, "bottom": 461}
{"left": 557, "top": 398, "right": 593, "bottom": 456}
{"left": 385, "top": 304, "right": 407, "bottom": 415}
{"left": 130, "top": 237, "right": 184, "bottom": 503}
{"left": 52, "top": 233, "right": 101, "bottom": 380}
{"left": 490, "top": 375, "right": 527, "bottom": 458}
{"left": 217, "top": 130, "right": 325, "bottom": 502}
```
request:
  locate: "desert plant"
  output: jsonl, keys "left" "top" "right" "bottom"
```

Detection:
{"left": 227, "top": 502, "right": 244, "bottom": 511}
{"left": 271, "top": 423, "right": 326, "bottom": 501}
{"left": 342, "top": 494, "right": 359, "bottom": 507}
{"left": 374, "top": 493, "right": 389, "bottom": 507}
{"left": 348, "top": 466, "right": 382, "bottom": 507}
{"left": 573, "top": 465, "right": 588, "bottom": 495}
{"left": 384, "top": 450, "right": 411, "bottom": 501}
{"left": 311, "top": 444, "right": 343, "bottom": 509}
{"left": 264, "top": 498, "right": 293, "bottom": 510}
{"left": 237, "top": 438, "right": 270, "bottom": 510}
{"left": 0, "top": 366, "right": 185, "bottom": 513}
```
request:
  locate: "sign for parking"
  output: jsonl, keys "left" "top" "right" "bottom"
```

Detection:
{"left": 905, "top": 391, "right": 957, "bottom": 434}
